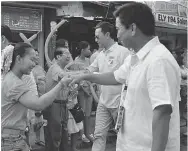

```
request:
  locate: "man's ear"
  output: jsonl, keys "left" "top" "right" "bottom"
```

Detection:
{"left": 105, "top": 32, "right": 110, "bottom": 39}
{"left": 56, "top": 55, "right": 61, "bottom": 60}
{"left": 131, "top": 23, "right": 137, "bottom": 36}
{"left": 16, "top": 55, "right": 21, "bottom": 64}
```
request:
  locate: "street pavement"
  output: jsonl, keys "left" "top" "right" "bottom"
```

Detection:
{"left": 32, "top": 113, "right": 187, "bottom": 151}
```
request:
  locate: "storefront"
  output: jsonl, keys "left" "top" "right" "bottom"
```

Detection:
{"left": 1, "top": 5, "right": 44, "bottom": 66}
{"left": 1, "top": 2, "right": 59, "bottom": 67}
{"left": 145, "top": 1, "right": 187, "bottom": 52}
{"left": 2, "top": 2, "right": 186, "bottom": 65}
{"left": 54, "top": 1, "right": 187, "bottom": 59}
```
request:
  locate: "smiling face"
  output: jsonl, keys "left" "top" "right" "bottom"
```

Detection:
{"left": 116, "top": 17, "right": 133, "bottom": 49}
{"left": 19, "top": 48, "right": 36, "bottom": 75}
{"left": 95, "top": 28, "right": 107, "bottom": 49}
{"left": 56, "top": 47, "right": 71, "bottom": 66}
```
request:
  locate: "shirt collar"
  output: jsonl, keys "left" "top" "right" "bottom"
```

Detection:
{"left": 103, "top": 42, "right": 118, "bottom": 53}
{"left": 136, "top": 36, "right": 160, "bottom": 60}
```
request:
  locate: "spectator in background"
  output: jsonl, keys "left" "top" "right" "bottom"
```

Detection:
{"left": 52, "top": 39, "right": 73, "bottom": 65}
{"left": 75, "top": 41, "right": 91, "bottom": 67}
{"left": 32, "top": 49, "right": 46, "bottom": 146}
{"left": 1, "top": 24, "right": 13, "bottom": 50}
{"left": 66, "top": 64, "right": 84, "bottom": 151}
{"left": 171, "top": 50, "right": 177, "bottom": 60}
{"left": 32, "top": 49, "right": 46, "bottom": 97}
{"left": 45, "top": 41, "right": 72, "bottom": 151}
{"left": 74, "top": 41, "right": 94, "bottom": 144}
{"left": 176, "top": 48, "right": 187, "bottom": 121}
{"left": 1, "top": 25, "right": 14, "bottom": 80}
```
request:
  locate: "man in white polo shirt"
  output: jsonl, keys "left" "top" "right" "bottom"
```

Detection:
{"left": 70, "top": 2, "right": 181, "bottom": 151}
{"left": 87, "top": 21, "right": 129, "bottom": 151}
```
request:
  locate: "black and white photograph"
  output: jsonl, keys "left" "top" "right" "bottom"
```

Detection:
{"left": 1, "top": 1, "right": 187, "bottom": 151}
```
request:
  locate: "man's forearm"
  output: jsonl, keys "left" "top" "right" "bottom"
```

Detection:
{"left": 152, "top": 105, "right": 172, "bottom": 151}
{"left": 80, "top": 72, "right": 120, "bottom": 85}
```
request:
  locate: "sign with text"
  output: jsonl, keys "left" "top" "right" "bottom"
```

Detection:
{"left": 155, "top": 13, "right": 187, "bottom": 28}
{"left": 1, "top": 6, "right": 42, "bottom": 31}
{"left": 155, "top": 1, "right": 178, "bottom": 15}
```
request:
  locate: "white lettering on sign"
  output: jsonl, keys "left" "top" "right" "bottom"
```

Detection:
{"left": 156, "top": 13, "right": 187, "bottom": 28}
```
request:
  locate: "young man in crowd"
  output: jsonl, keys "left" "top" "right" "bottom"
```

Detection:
{"left": 86, "top": 21, "right": 129, "bottom": 151}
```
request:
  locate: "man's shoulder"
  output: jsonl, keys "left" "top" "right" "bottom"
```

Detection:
{"left": 91, "top": 51, "right": 99, "bottom": 58}
{"left": 117, "top": 44, "right": 129, "bottom": 52}
{"left": 146, "top": 44, "right": 180, "bottom": 71}
{"left": 95, "top": 51, "right": 105, "bottom": 58}
{"left": 113, "top": 44, "right": 129, "bottom": 53}
{"left": 148, "top": 44, "right": 170, "bottom": 61}
{"left": 46, "top": 63, "right": 60, "bottom": 76}
{"left": 49, "top": 63, "right": 61, "bottom": 71}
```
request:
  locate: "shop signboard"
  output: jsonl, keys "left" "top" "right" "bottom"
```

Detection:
{"left": 143, "top": 1, "right": 187, "bottom": 30}
{"left": 155, "top": 1, "right": 179, "bottom": 16}
{"left": 155, "top": 12, "right": 187, "bottom": 28}
{"left": 1, "top": 6, "right": 42, "bottom": 31}
{"left": 145, "top": 1, "right": 187, "bottom": 17}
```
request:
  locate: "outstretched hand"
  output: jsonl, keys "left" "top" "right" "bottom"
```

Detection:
{"left": 68, "top": 75, "right": 82, "bottom": 88}
{"left": 60, "top": 75, "right": 73, "bottom": 88}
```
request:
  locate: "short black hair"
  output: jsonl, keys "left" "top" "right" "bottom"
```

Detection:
{"left": 56, "top": 39, "right": 68, "bottom": 48}
{"left": 10, "top": 42, "right": 33, "bottom": 69}
{"left": 54, "top": 39, "right": 69, "bottom": 59}
{"left": 114, "top": 2, "right": 155, "bottom": 36}
{"left": 77, "top": 41, "right": 90, "bottom": 56}
{"left": 1, "top": 24, "right": 12, "bottom": 42}
{"left": 95, "top": 21, "right": 116, "bottom": 40}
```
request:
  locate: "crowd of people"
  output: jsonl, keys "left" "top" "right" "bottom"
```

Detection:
{"left": 1, "top": 2, "right": 187, "bottom": 151}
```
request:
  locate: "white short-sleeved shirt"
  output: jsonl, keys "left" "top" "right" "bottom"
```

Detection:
{"left": 90, "top": 51, "right": 100, "bottom": 64}
{"left": 88, "top": 42, "right": 129, "bottom": 108}
{"left": 114, "top": 37, "right": 181, "bottom": 151}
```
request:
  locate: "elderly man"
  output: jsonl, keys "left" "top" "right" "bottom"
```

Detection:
{"left": 45, "top": 39, "right": 72, "bottom": 151}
